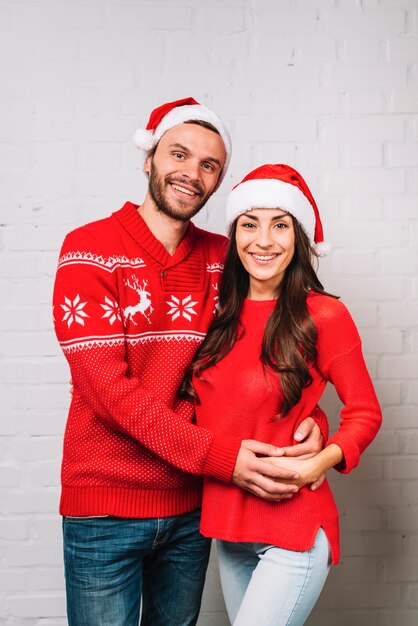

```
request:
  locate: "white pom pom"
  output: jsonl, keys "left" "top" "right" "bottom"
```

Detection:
{"left": 132, "top": 128, "right": 156, "bottom": 151}
{"left": 313, "top": 241, "right": 332, "bottom": 257}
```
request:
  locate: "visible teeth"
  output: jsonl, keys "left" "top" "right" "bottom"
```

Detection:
{"left": 172, "top": 184, "right": 196, "bottom": 196}
{"left": 251, "top": 254, "right": 277, "bottom": 261}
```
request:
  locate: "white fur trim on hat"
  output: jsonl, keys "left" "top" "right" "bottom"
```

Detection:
{"left": 226, "top": 178, "right": 316, "bottom": 243}
{"left": 152, "top": 104, "right": 231, "bottom": 159}
{"left": 312, "top": 241, "right": 332, "bottom": 257}
{"left": 132, "top": 128, "right": 156, "bottom": 152}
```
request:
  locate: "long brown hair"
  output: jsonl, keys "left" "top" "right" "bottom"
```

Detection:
{"left": 181, "top": 215, "right": 337, "bottom": 416}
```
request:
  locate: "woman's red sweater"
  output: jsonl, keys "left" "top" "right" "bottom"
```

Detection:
{"left": 194, "top": 294, "right": 382, "bottom": 564}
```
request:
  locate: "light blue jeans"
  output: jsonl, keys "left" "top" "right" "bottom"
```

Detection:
{"left": 217, "top": 527, "right": 331, "bottom": 626}
{"left": 63, "top": 510, "right": 211, "bottom": 626}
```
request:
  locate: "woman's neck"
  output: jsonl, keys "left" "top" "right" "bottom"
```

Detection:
{"left": 247, "top": 278, "right": 282, "bottom": 301}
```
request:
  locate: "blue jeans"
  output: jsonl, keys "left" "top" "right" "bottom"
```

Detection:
{"left": 217, "top": 527, "right": 331, "bottom": 626}
{"left": 63, "top": 510, "right": 211, "bottom": 626}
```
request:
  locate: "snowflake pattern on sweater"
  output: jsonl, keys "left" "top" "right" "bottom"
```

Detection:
{"left": 53, "top": 202, "right": 241, "bottom": 519}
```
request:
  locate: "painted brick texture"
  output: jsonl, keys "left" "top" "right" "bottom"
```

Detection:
{"left": 0, "top": 1, "right": 417, "bottom": 624}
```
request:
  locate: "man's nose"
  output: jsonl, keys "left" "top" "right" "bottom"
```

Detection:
{"left": 181, "top": 159, "right": 201, "bottom": 181}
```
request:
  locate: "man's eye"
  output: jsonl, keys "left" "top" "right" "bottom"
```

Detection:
{"left": 173, "top": 152, "right": 184, "bottom": 159}
{"left": 203, "top": 163, "right": 215, "bottom": 172}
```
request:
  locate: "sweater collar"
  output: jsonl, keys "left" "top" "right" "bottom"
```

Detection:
{"left": 113, "top": 201, "right": 198, "bottom": 268}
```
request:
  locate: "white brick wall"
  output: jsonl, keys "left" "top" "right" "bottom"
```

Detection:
{"left": 0, "top": 0, "right": 416, "bottom": 624}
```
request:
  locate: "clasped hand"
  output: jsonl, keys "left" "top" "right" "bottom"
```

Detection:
{"left": 261, "top": 455, "right": 324, "bottom": 490}
{"left": 232, "top": 417, "right": 326, "bottom": 502}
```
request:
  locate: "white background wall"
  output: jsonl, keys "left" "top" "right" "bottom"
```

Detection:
{"left": 0, "top": 0, "right": 417, "bottom": 624}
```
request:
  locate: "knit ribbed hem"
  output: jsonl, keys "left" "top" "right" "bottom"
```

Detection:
{"left": 327, "top": 431, "right": 360, "bottom": 475}
{"left": 200, "top": 518, "right": 340, "bottom": 565}
{"left": 202, "top": 436, "right": 242, "bottom": 483}
{"left": 60, "top": 483, "right": 203, "bottom": 518}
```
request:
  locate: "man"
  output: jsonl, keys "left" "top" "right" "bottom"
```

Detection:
{"left": 53, "top": 97, "right": 326, "bottom": 626}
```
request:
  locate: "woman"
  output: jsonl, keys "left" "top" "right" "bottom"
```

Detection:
{"left": 181, "top": 164, "right": 382, "bottom": 625}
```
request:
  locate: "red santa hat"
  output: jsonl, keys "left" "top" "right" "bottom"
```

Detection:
{"left": 226, "top": 163, "right": 331, "bottom": 257}
{"left": 133, "top": 97, "right": 232, "bottom": 187}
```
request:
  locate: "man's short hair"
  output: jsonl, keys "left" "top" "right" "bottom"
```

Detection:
{"left": 184, "top": 119, "right": 221, "bottom": 135}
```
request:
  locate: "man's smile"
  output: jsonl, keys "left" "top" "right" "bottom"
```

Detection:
{"left": 170, "top": 183, "right": 199, "bottom": 197}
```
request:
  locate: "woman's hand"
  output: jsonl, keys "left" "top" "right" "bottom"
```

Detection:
{"left": 262, "top": 444, "right": 344, "bottom": 491}
{"left": 262, "top": 456, "right": 323, "bottom": 490}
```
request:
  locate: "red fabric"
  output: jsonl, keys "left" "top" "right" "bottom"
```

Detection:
{"left": 232, "top": 164, "right": 324, "bottom": 246}
{"left": 146, "top": 97, "right": 199, "bottom": 131}
{"left": 194, "top": 295, "right": 382, "bottom": 564}
{"left": 53, "top": 202, "right": 241, "bottom": 518}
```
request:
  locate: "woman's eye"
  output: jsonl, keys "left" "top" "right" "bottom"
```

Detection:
{"left": 274, "top": 222, "right": 288, "bottom": 229}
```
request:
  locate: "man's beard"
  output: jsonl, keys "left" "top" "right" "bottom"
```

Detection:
{"left": 148, "top": 160, "right": 211, "bottom": 222}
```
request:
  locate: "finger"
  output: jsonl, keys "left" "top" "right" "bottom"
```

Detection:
{"left": 293, "top": 416, "right": 315, "bottom": 442}
{"left": 245, "top": 475, "right": 299, "bottom": 498}
{"left": 255, "top": 459, "right": 300, "bottom": 481}
{"left": 242, "top": 484, "right": 294, "bottom": 501}
{"left": 257, "top": 476, "right": 299, "bottom": 494}
{"left": 243, "top": 440, "right": 285, "bottom": 457}
{"left": 245, "top": 488, "right": 295, "bottom": 502}
{"left": 281, "top": 442, "right": 315, "bottom": 458}
{"left": 310, "top": 473, "right": 326, "bottom": 491}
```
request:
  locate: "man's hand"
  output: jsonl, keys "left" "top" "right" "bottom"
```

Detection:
{"left": 281, "top": 417, "right": 325, "bottom": 490}
{"left": 282, "top": 417, "right": 322, "bottom": 459}
{"left": 232, "top": 440, "right": 300, "bottom": 501}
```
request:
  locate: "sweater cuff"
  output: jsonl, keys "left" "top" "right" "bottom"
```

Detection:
{"left": 202, "top": 436, "right": 242, "bottom": 483}
{"left": 326, "top": 431, "right": 360, "bottom": 475}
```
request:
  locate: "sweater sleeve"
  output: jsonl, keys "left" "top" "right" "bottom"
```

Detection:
{"left": 314, "top": 297, "right": 382, "bottom": 474}
{"left": 53, "top": 228, "right": 241, "bottom": 482}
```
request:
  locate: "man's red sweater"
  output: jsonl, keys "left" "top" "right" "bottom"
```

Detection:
{"left": 53, "top": 202, "right": 242, "bottom": 518}
{"left": 194, "top": 295, "right": 382, "bottom": 564}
